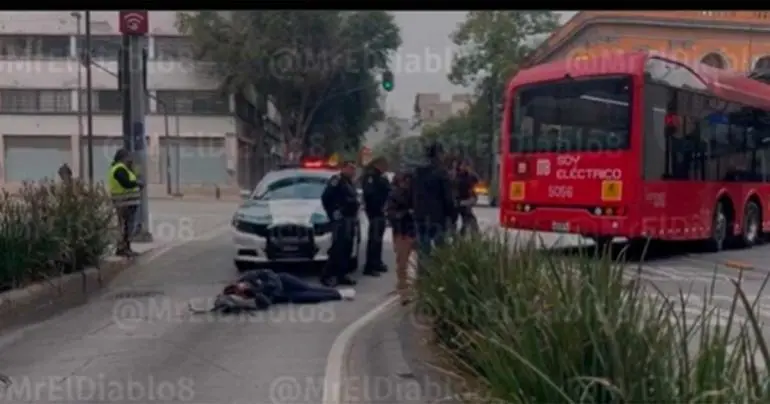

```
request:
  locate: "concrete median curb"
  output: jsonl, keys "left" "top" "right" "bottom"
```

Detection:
{"left": 0, "top": 251, "right": 152, "bottom": 330}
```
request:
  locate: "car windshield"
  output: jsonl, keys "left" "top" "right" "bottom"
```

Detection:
{"left": 253, "top": 176, "right": 328, "bottom": 200}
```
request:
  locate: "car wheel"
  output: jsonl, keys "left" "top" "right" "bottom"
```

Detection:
{"left": 739, "top": 200, "right": 761, "bottom": 248}
{"left": 705, "top": 202, "right": 728, "bottom": 252}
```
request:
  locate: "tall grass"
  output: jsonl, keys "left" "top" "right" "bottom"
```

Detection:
{"left": 416, "top": 232, "right": 770, "bottom": 403}
{"left": 0, "top": 180, "right": 114, "bottom": 291}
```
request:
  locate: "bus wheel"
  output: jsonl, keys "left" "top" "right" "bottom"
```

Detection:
{"left": 706, "top": 202, "right": 728, "bottom": 252}
{"left": 739, "top": 200, "right": 761, "bottom": 248}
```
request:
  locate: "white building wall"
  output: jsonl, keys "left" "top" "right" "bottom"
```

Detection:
{"left": 0, "top": 11, "right": 241, "bottom": 196}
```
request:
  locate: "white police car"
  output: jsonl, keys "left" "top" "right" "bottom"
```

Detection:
{"left": 232, "top": 162, "right": 361, "bottom": 272}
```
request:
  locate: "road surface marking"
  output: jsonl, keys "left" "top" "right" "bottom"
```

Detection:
{"left": 322, "top": 294, "right": 398, "bottom": 404}
{"left": 141, "top": 223, "right": 231, "bottom": 262}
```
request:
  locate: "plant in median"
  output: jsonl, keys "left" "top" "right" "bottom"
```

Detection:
{"left": 0, "top": 180, "right": 113, "bottom": 290}
{"left": 416, "top": 232, "right": 770, "bottom": 403}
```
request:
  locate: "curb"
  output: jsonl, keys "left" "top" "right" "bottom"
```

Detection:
{"left": 0, "top": 253, "right": 146, "bottom": 330}
{"left": 338, "top": 300, "right": 467, "bottom": 404}
{"left": 149, "top": 195, "right": 242, "bottom": 202}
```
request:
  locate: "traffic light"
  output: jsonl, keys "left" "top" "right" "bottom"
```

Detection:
{"left": 381, "top": 70, "right": 394, "bottom": 92}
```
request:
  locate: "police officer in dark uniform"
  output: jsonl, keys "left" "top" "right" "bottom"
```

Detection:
{"left": 320, "top": 160, "right": 359, "bottom": 287}
{"left": 455, "top": 159, "right": 480, "bottom": 235}
{"left": 361, "top": 157, "right": 391, "bottom": 277}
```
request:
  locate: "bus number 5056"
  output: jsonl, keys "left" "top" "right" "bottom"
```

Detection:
{"left": 548, "top": 185, "right": 573, "bottom": 199}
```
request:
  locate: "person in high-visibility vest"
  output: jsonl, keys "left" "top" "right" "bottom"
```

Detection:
{"left": 108, "top": 148, "right": 144, "bottom": 256}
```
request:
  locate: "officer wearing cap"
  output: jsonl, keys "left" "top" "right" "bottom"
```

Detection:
{"left": 320, "top": 160, "right": 359, "bottom": 287}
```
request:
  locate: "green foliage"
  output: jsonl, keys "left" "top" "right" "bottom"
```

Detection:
{"left": 0, "top": 180, "right": 114, "bottom": 291}
{"left": 418, "top": 234, "right": 770, "bottom": 403}
{"left": 177, "top": 11, "right": 402, "bottom": 157}
{"left": 373, "top": 134, "right": 425, "bottom": 171}
{"left": 449, "top": 11, "right": 560, "bottom": 88}
{"left": 428, "top": 11, "right": 559, "bottom": 179}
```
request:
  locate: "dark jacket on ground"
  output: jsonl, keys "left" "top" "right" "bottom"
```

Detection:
{"left": 412, "top": 160, "right": 455, "bottom": 226}
{"left": 222, "top": 269, "right": 284, "bottom": 310}
{"left": 112, "top": 162, "right": 140, "bottom": 189}
{"left": 361, "top": 166, "right": 391, "bottom": 217}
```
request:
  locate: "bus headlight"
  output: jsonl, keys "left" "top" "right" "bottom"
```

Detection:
{"left": 594, "top": 207, "right": 602, "bottom": 216}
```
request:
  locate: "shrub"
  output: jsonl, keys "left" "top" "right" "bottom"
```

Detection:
{"left": 416, "top": 232, "right": 770, "bottom": 403}
{"left": 0, "top": 180, "right": 114, "bottom": 291}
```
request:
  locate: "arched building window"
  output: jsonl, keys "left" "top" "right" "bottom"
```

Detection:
{"left": 754, "top": 55, "right": 770, "bottom": 71}
{"left": 701, "top": 52, "right": 727, "bottom": 69}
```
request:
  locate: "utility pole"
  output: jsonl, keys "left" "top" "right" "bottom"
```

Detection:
{"left": 70, "top": 11, "right": 84, "bottom": 179}
{"left": 118, "top": 10, "right": 152, "bottom": 242}
{"left": 84, "top": 11, "right": 94, "bottom": 184}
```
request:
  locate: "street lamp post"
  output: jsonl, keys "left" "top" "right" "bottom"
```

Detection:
{"left": 70, "top": 11, "right": 84, "bottom": 179}
{"left": 84, "top": 10, "right": 95, "bottom": 185}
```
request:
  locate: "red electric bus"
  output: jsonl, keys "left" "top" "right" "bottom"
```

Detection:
{"left": 500, "top": 51, "right": 770, "bottom": 251}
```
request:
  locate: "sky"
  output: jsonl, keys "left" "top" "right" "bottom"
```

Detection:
{"left": 387, "top": 11, "right": 577, "bottom": 118}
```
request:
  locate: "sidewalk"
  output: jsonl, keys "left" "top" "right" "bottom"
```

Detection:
{"left": 0, "top": 236, "right": 167, "bottom": 332}
{"left": 343, "top": 303, "right": 469, "bottom": 403}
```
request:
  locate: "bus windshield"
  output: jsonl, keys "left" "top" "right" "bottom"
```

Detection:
{"left": 511, "top": 76, "right": 632, "bottom": 153}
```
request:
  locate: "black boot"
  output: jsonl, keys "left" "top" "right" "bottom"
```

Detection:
{"left": 337, "top": 275, "right": 357, "bottom": 286}
{"left": 320, "top": 276, "right": 337, "bottom": 287}
{"left": 362, "top": 268, "right": 381, "bottom": 277}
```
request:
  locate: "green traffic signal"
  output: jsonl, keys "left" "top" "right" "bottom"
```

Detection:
{"left": 381, "top": 70, "right": 394, "bottom": 92}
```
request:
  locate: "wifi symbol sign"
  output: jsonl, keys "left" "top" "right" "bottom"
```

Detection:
{"left": 119, "top": 10, "right": 148, "bottom": 35}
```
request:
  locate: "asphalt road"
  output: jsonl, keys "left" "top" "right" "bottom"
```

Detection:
{"left": 4, "top": 204, "right": 770, "bottom": 404}
{"left": 0, "top": 202, "right": 400, "bottom": 404}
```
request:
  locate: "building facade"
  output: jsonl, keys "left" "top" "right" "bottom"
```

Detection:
{"left": 0, "top": 11, "right": 264, "bottom": 196}
{"left": 528, "top": 11, "right": 770, "bottom": 72}
{"left": 413, "top": 92, "right": 472, "bottom": 128}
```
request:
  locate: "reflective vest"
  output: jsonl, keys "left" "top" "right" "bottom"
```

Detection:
{"left": 108, "top": 162, "right": 141, "bottom": 206}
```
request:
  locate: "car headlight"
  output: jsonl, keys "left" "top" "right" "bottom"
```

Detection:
{"left": 233, "top": 212, "right": 272, "bottom": 225}
{"left": 310, "top": 212, "right": 329, "bottom": 224}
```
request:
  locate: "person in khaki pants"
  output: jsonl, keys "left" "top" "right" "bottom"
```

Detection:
{"left": 386, "top": 171, "right": 416, "bottom": 305}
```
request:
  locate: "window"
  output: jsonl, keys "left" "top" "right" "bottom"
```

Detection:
{"left": 79, "top": 90, "right": 150, "bottom": 114}
{"left": 77, "top": 35, "right": 122, "bottom": 61}
{"left": 645, "top": 58, "right": 707, "bottom": 91}
{"left": 155, "top": 91, "right": 230, "bottom": 114}
{"left": 0, "top": 35, "right": 70, "bottom": 59}
{"left": 154, "top": 36, "right": 195, "bottom": 61}
{"left": 643, "top": 79, "right": 770, "bottom": 182}
{"left": 511, "top": 76, "right": 631, "bottom": 153}
{"left": 0, "top": 90, "right": 71, "bottom": 113}
{"left": 253, "top": 174, "right": 330, "bottom": 200}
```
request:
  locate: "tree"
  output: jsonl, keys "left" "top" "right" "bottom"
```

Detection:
{"left": 449, "top": 11, "right": 560, "bottom": 88}
{"left": 444, "top": 11, "right": 560, "bottom": 178}
{"left": 177, "top": 11, "right": 401, "bottom": 158}
{"left": 373, "top": 135, "right": 425, "bottom": 171}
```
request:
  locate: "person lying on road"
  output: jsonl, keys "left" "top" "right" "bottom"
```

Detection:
{"left": 192, "top": 269, "right": 356, "bottom": 314}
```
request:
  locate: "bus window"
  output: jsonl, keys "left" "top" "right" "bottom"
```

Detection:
{"left": 645, "top": 58, "right": 708, "bottom": 91}
{"left": 643, "top": 84, "right": 667, "bottom": 180}
{"left": 645, "top": 84, "right": 706, "bottom": 180}
{"left": 511, "top": 76, "right": 631, "bottom": 153}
